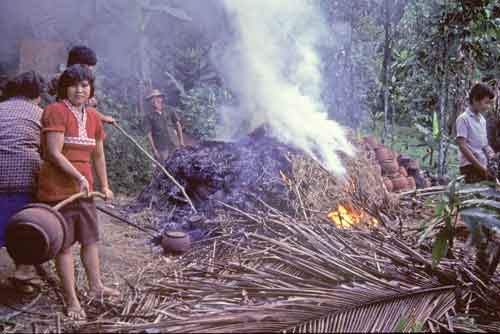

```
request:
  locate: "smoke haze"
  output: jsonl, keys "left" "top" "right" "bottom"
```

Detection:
{"left": 216, "top": 0, "right": 355, "bottom": 174}
{"left": 0, "top": 0, "right": 354, "bottom": 174}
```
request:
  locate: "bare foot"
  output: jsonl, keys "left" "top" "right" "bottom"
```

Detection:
{"left": 88, "top": 286, "right": 120, "bottom": 299}
{"left": 66, "top": 304, "right": 86, "bottom": 321}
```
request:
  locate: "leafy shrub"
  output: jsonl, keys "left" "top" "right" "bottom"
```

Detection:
{"left": 97, "top": 89, "right": 154, "bottom": 195}
{"left": 179, "top": 84, "right": 233, "bottom": 140}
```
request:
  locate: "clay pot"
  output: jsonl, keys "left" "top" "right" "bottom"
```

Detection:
{"left": 391, "top": 176, "right": 409, "bottom": 192}
{"left": 161, "top": 231, "right": 191, "bottom": 254}
{"left": 383, "top": 177, "right": 393, "bottom": 192}
{"left": 407, "top": 176, "right": 416, "bottom": 190}
{"left": 381, "top": 159, "right": 399, "bottom": 175}
{"left": 375, "top": 147, "right": 394, "bottom": 162}
{"left": 5, "top": 204, "right": 69, "bottom": 265}
{"left": 399, "top": 167, "right": 408, "bottom": 177}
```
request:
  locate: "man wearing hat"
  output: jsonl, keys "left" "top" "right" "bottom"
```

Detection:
{"left": 144, "top": 89, "right": 184, "bottom": 162}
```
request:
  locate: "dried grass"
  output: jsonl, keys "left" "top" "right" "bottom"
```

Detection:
{"left": 7, "top": 144, "right": 499, "bottom": 333}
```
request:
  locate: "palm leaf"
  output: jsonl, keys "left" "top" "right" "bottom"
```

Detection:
{"left": 110, "top": 286, "right": 455, "bottom": 333}
{"left": 286, "top": 287, "right": 455, "bottom": 333}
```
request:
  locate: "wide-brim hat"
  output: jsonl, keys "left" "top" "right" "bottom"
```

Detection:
{"left": 145, "top": 89, "right": 165, "bottom": 100}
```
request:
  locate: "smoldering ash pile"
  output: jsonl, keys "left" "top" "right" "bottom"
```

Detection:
{"left": 137, "top": 1, "right": 355, "bottom": 240}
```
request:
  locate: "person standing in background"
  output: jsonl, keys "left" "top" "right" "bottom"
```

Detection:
{"left": 456, "top": 83, "right": 497, "bottom": 183}
{"left": 144, "top": 89, "right": 184, "bottom": 162}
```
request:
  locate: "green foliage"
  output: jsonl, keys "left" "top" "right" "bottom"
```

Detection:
{"left": 395, "top": 318, "right": 424, "bottom": 333}
{"left": 430, "top": 176, "right": 462, "bottom": 267}
{"left": 365, "top": 122, "right": 460, "bottom": 177}
{"left": 96, "top": 88, "right": 154, "bottom": 195}
{"left": 428, "top": 176, "right": 500, "bottom": 267}
{"left": 179, "top": 85, "right": 233, "bottom": 140}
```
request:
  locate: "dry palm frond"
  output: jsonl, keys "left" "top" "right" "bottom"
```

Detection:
{"left": 107, "top": 286, "right": 455, "bottom": 333}
{"left": 83, "top": 213, "right": 465, "bottom": 333}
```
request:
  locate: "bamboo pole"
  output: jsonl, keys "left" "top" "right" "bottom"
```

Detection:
{"left": 113, "top": 123, "right": 197, "bottom": 213}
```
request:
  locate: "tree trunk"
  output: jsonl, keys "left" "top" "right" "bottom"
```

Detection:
{"left": 138, "top": 4, "right": 152, "bottom": 115}
{"left": 437, "top": 20, "right": 450, "bottom": 177}
{"left": 381, "top": 0, "right": 392, "bottom": 143}
{"left": 346, "top": 2, "right": 356, "bottom": 127}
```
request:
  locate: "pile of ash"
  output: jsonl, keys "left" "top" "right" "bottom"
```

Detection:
{"left": 136, "top": 126, "right": 298, "bottom": 240}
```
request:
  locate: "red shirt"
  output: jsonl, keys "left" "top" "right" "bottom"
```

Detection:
{"left": 37, "top": 101, "right": 105, "bottom": 202}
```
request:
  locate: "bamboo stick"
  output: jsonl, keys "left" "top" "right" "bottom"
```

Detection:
{"left": 113, "top": 123, "right": 196, "bottom": 213}
{"left": 96, "top": 205, "right": 156, "bottom": 236}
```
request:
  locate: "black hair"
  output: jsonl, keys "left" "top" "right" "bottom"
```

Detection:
{"left": 67, "top": 45, "right": 97, "bottom": 67}
{"left": 469, "top": 83, "right": 496, "bottom": 104}
{"left": 57, "top": 65, "right": 95, "bottom": 100}
{"left": 5, "top": 71, "right": 46, "bottom": 100}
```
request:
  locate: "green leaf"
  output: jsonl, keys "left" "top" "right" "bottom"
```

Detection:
{"left": 432, "top": 229, "right": 450, "bottom": 268}
{"left": 434, "top": 202, "right": 445, "bottom": 217}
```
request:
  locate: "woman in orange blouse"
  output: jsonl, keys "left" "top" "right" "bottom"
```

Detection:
{"left": 38, "top": 65, "right": 119, "bottom": 319}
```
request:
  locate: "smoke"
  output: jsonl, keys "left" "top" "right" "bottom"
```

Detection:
{"left": 0, "top": 0, "right": 355, "bottom": 174}
{"left": 216, "top": 0, "right": 355, "bottom": 174}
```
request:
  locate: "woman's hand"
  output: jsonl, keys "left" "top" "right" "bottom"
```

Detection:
{"left": 100, "top": 115, "right": 116, "bottom": 124}
{"left": 102, "top": 187, "right": 114, "bottom": 201}
{"left": 78, "top": 175, "right": 90, "bottom": 195}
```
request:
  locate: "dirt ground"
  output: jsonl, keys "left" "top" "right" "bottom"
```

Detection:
{"left": 0, "top": 198, "right": 156, "bottom": 333}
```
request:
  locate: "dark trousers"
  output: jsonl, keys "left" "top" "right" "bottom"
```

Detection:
{"left": 0, "top": 192, "right": 33, "bottom": 248}
{"left": 459, "top": 165, "right": 488, "bottom": 184}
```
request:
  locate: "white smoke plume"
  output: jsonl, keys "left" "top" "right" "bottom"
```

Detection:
{"left": 216, "top": 0, "right": 355, "bottom": 175}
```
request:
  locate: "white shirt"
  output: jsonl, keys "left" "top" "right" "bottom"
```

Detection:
{"left": 456, "top": 108, "right": 489, "bottom": 167}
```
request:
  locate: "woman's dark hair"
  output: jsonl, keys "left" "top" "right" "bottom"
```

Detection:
{"left": 469, "top": 83, "right": 496, "bottom": 104}
{"left": 5, "top": 71, "right": 46, "bottom": 100}
{"left": 57, "top": 65, "right": 95, "bottom": 100}
{"left": 67, "top": 46, "right": 97, "bottom": 67}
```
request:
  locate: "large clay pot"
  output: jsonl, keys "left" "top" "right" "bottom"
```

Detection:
{"left": 161, "top": 231, "right": 191, "bottom": 254}
{"left": 391, "top": 176, "right": 409, "bottom": 192}
{"left": 5, "top": 192, "right": 103, "bottom": 265}
{"left": 5, "top": 204, "right": 68, "bottom": 265}
{"left": 375, "top": 147, "right": 394, "bottom": 162}
{"left": 381, "top": 159, "right": 399, "bottom": 175}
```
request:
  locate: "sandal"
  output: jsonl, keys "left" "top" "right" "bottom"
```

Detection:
{"left": 66, "top": 306, "right": 87, "bottom": 321}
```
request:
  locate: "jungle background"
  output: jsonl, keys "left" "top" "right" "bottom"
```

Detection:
{"left": 0, "top": 0, "right": 499, "bottom": 194}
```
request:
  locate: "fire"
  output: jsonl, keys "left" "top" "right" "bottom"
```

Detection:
{"left": 280, "top": 170, "right": 291, "bottom": 186}
{"left": 327, "top": 204, "right": 378, "bottom": 228}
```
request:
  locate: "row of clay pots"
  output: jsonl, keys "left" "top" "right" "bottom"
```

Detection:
{"left": 382, "top": 175, "right": 416, "bottom": 192}
{"left": 363, "top": 136, "right": 420, "bottom": 192}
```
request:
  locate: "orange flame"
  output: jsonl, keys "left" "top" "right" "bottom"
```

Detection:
{"left": 327, "top": 204, "right": 378, "bottom": 228}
